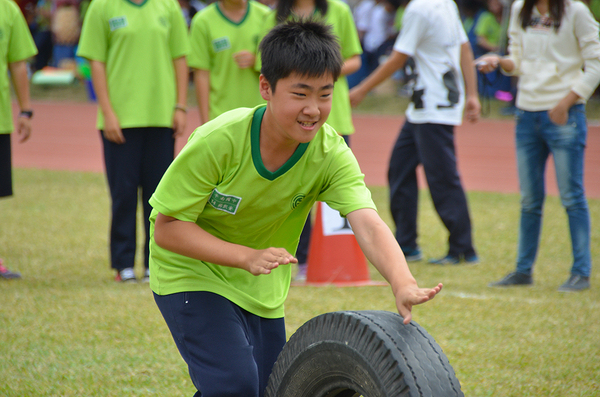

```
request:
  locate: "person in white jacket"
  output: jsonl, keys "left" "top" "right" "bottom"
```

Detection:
{"left": 477, "top": 0, "right": 600, "bottom": 292}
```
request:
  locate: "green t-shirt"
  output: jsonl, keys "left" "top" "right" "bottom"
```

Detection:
{"left": 149, "top": 106, "right": 375, "bottom": 318}
{"left": 77, "top": 0, "right": 189, "bottom": 130}
{"left": 474, "top": 11, "right": 501, "bottom": 48}
{"left": 0, "top": 0, "right": 37, "bottom": 134}
{"left": 394, "top": 6, "right": 405, "bottom": 32}
{"left": 259, "top": 0, "right": 362, "bottom": 135}
{"left": 188, "top": 1, "right": 271, "bottom": 120}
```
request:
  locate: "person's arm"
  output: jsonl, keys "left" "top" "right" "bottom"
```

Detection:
{"left": 341, "top": 54, "right": 362, "bottom": 76}
{"left": 154, "top": 213, "right": 298, "bottom": 275}
{"left": 347, "top": 208, "right": 443, "bottom": 324}
{"left": 90, "top": 60, "right": 124, "bottom": 143}
{"left": 349, "top": 50, "right": 409, "bottom": 107}
{"left": 550, "top": 3, "right": 600, "bottom": 125}
{"left": 474, "top": 53, "right": 515, "bottom": 74}
{"left": 8, "top": 60, "right": 33, "bottom": 143}
{"left": 172, "top": 56, "right": 188, "bottom": 138}
{"left": 460, "top": 41, "right": 481, "bottom": 123}
{"left": 476, "top": 35, "right": 499, "bottom": 53}
{"left": 193, "top": 69, "right": 210, "bottom": 125}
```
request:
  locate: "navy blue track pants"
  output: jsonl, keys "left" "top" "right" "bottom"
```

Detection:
{"left": 154, "top": 291, "right": 286, "bottom": 397}
{"left": 101, "top": 127, "right": 174, "bottom": 270}
{"left": 388, "top": 121, "right": 475, "bottom": 257}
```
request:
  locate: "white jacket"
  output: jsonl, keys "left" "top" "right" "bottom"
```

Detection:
{"left": 504, "top": 0, "right": 600, "bottom": 111}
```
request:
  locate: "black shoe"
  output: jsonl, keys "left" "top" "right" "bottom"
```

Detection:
{"left": 489, "top": 272, "right": 532, "bottom": 287}
{"left": 428, "top": 253, "right": 479, "bottom": 265}
{"left": 558, "top": 275, "right": 590, "bottom": 292}
{"left": 402, "top": 246, "right": 423, "bottom": 262}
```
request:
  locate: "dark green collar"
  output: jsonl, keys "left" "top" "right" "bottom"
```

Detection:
{"left": 251, "top": 106, "right": 309, "bottom": 181}
{"left": 216, "top": 1, "right": 250, "bottom": 26}
{"left": 125, "top": 0, "right": 148, "bottom": 7}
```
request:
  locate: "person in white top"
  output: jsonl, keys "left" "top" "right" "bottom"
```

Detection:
{"left": 348, "top": 0, "right": 397, "bottom": 88}
{"left": 478, "top": 0, "right": 600, "bottom": 292}
{"left": 350, "top": 0, "right": 481, "bottom": 265}
{"left": 354, "top": 0, "right": 375, "bottom": 42}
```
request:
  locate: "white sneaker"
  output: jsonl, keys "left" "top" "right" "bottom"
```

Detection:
{"left": 116, "top": 267, "right": 137, "bottom": 283}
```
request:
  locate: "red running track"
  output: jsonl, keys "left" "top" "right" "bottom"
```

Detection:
{"left": 11, "top": 101, "right": 600, "bottom": 198}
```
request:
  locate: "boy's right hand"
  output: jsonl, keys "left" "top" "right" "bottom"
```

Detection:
{"left": 103, "top": 111, "right": 125, "bottom": 144}
{"left": 246, "top": 248, "right": 298, "bottom": 276}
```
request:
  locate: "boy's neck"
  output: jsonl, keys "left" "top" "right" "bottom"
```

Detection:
{"left": 219, "top": 0, "right": 248, "bottom": 21}
{"left": 293, "top": 0, "right": 316, "bottom": 18}
{"left": 259, "top": 112, "right": 301, "bottom": 173}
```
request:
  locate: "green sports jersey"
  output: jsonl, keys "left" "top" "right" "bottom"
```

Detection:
{"left": 188, "top": 1, "right": 271, "bottom": 120}
{"left": 149, "top": 105, "right": 375, "bottom": 318}
{"left": 77, "top": 0, "right": 189, "bottom": 130}
{"left": 259, "top": 0, "right": 362, "bottom": 135}
{"left": 475, "top": 12, "right": 501, "bottom": 48}
{"left": 0, "top": 0, "right": 37, "bottom": 134}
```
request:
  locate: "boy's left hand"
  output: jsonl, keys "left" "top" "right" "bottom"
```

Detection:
{"left": 173, "top": 108, "right": 187, "bottom": 138}
{"left": 245, "top": 247, "right": 298, "bottom": 276}
{"left": 16, "top": 116, "right": 32, "bottom": 143}
{"left": 233, "top": 50, "right": 256, "bottom": 69}
{"left": 394, "top": 283, "right": 443, "bottom": 325}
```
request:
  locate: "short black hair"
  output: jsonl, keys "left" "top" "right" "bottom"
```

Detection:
{"left": 276, "top": 0, "right": 328, "bottom": 23}
{"left": 259, "top": 19, "right": 343, "bottom": 92}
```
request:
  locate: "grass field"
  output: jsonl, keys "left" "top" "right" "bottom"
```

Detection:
{"left": 1, "top": 168, "right": 599, "bottom": 396}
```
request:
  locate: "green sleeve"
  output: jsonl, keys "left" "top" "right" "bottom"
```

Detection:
{"left": 474, "top": 12, "right": 493, "bottom": 38}
{"left": 316, "top": 134, "right": 375, "bottom": 216}
{"left": 169, "top": 0, "right": 190, "bottom": 59}
{"left": 7, "top": 6, "right": 37, "bottom": 63}
{"left": 394, "top": 7, "right": 404, "bottom": 31}
{"left": 333, "top": 2, "right": 362, "bottom": 59}
{"left": 254, "top": 11, "right": 277, "bottom": 73}
{"left": 150, "top": 132, "right": 221, "bottom": 222}
{"left": 76, "top": 0, "right": 109, "bottom": 62}
{"left": 188, "top": 11, "right": 211, "bottom": 70}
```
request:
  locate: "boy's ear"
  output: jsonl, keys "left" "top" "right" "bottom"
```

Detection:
{"left": 259, "top": 75, "right": 272, "bottom": 101}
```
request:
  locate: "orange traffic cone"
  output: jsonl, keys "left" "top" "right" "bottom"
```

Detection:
{"left": 303, "top": 202, "right": 387, "bottom": 287}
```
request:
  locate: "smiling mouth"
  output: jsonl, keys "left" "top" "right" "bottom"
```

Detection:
{"left": 298, "top": 120, "right": 318, "bottom": 128}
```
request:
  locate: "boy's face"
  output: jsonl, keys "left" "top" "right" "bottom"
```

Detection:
{"left": 260, "top": 72, "right": 334, "bottom": 144}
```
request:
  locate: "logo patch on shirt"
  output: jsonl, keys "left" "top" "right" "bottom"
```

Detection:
{"left": 109, "top": 16, "right": 128, "bottom": 31}
{"left": 291, "top": 194, "right": 305, "bottom": 209}
{"left": 212, "top": 37, "right": 231, "bottom": 52}
{"left": 209, "top": 188, "right": 241, "bottom": 215}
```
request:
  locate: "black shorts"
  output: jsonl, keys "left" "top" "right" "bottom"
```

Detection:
{"left": 0, "top": 134, "right": 13, "bottom": 198}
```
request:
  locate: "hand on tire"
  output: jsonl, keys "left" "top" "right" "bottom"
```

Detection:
{"left": 395, "top": 283, "right": 443, "bottom": 324}
{"left": 246, "top": 247, "right": 298, "bottom": 276}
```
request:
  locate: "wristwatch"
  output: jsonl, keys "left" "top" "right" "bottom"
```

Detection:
{"left": 19, "top": 110, "right": 33, "bottom": 119}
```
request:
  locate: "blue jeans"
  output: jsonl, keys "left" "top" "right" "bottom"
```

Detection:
{"left": 514, "top": 104, "right": 591, "bottom": 277}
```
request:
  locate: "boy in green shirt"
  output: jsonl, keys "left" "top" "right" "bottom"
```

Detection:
{"left": 150, "top": 20, "right": 442, "bottom": 397}
{"left": 77, "top": 0, "right": 189, "bottom": 283}
{"left": 188, "top": 0, "right": 271, "bottom": 124}
{"left": 0, "top": 0, "right": 38, "bottom": 279}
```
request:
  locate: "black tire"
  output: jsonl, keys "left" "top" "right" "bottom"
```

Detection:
{"left": 265, "top": 310, "right": 463, "bottom": 397}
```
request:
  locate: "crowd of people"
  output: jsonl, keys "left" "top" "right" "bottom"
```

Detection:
{"left": 2, "top": 0, "right": 598, "bottom": 394}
